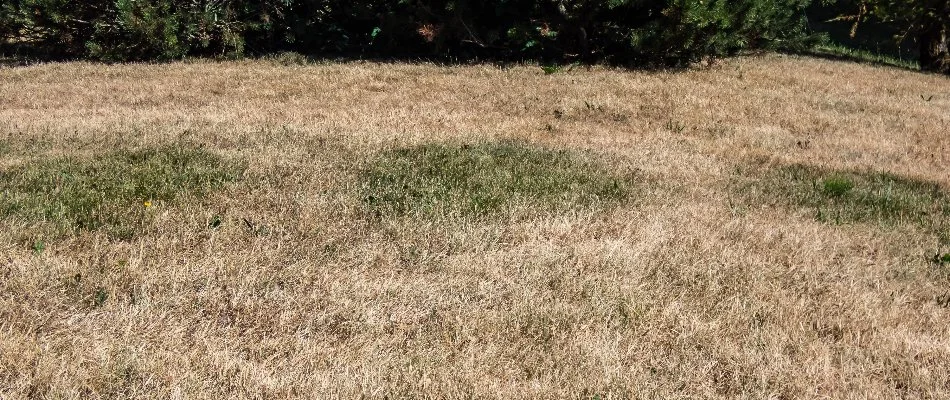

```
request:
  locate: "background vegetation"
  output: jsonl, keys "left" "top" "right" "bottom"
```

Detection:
{"left": 1, "top": 0, "right": 818, "bottom": 65}
{"left": 812, "top": 0, "right": 949, "bottom": 72}
{"left": 4, "top": 0, "right": 945, "bottom": 72}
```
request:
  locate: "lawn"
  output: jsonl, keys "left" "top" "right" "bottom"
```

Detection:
{"left": 1, "top": 54, "right": 949, "bottom": 398}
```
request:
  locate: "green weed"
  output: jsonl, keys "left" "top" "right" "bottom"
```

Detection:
{"left": 92, "top": 287, "right": 108, "bottom": 307}
{"left": 821, "top": 176, "right": 854, "bottom": 197}
{"left": 665, "top": 119, "right": 687, "bottom": 134}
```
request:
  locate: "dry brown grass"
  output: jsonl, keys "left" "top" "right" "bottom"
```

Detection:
{"left": 1, "top": 54, "right": 949, "bottom": 399}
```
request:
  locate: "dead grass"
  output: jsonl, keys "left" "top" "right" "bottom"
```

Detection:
{"left": 1, "top": 54, "right": 949, "bottom": 399}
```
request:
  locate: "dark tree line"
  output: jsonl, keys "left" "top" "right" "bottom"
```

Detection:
{"left": 0, "top": 0, "right": 816, "bottom": 64}
{"left": 0, "top": 0, "right": 946, "bottom": 73}
{"left": 822, "top": 0, "right": 949, "bottom": 73}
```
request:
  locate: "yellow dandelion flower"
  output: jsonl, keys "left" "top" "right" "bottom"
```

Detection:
{"left": 144, "top": 200, "right": 153, "bottom": 208}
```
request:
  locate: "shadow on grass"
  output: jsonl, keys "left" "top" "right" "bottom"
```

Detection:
{"left": 785, "top": 45, "right": 920, "bottom": 71}
{"left": 360, "top": 141, "right": 637, "bottom": 221}
{"left": 744, "top": 163, "right": 949, "bottom": 233}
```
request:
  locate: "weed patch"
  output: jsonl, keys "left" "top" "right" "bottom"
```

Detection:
{"left": 360, "top": 142, "right": 635, "bottom": 219}
{"left": 0, "top": 145, "right": 243, "bottom": 240}
{"left": 749, "top": 164, "right": 950, "bottom": 230}
{"left": 932, "top": 252, "right": 950, "bottom": 267}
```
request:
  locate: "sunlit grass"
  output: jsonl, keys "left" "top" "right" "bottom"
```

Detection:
{"left": 0, "top": 145, "right": 242, "bottom": 240}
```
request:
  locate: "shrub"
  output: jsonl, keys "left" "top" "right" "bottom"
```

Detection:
{"left": 2, "top": 0, "right": 287, "bottom": 60}
{"left": 823, "top": 0, "right": 949, "bottom": 73}
{"left": 5, "top": 0, "right": 818, "bottom": 64}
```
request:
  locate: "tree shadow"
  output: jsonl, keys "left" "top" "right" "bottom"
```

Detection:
{"left": 783, "top": 47, "right": 920, "bottom": 72}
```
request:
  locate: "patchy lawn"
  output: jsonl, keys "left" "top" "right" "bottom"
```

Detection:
{"left": 1, "top": 54, "right": 949, "bottom": 399}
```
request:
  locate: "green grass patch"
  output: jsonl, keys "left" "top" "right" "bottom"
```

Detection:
{"left": 0, "top": 145, "right": 242, "bottom": 240}
{"left": 821, "top": 176, "right": 855, "bottom": 198}
{"left": 809, "top": 43, "right": 919, "bottom": 70}
{"left": 752, "top": 164, "right": 949, "bottom": 229}
{"left": 360, "top": 142, "right": 635, "bottom": 219}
